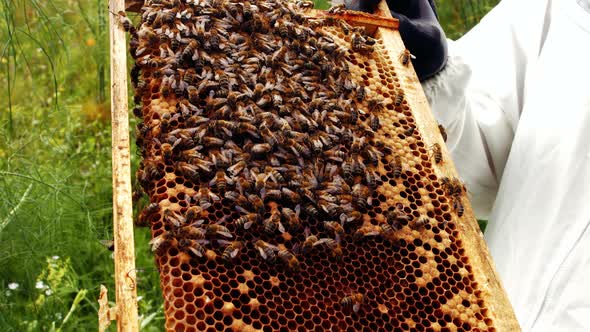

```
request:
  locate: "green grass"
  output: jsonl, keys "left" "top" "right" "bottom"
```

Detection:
{"left": 0, "top": 0, "right": 495, "bottom": 330}
{"left": 437, "top": 0, "right": 500, "bottom": 40}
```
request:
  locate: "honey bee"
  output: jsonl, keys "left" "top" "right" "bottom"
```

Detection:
{"left": 116, "top": 11, "right": 136, "bottom": 34}
{"left": 340, "top": 293, "right": 364, "bottom": 314}
{"left": 132, "top": 106, "right": 143, "bottom": 118}
{"left": 251, "top": 143, "right": 273, "bottom": 156}
{"left": 160, "top": 112, "right": 171, "bottom": 131}
{"left": 201, "top": 136, "right": 225, "bottom": 148}
{"left": 327, "top": 3, "right": 345, "bottom": 14}
{"left": 161, "top": 8, "right": 177, "bottom": 24}
{"left": 342, "top": 159, "right": 353, "bottom": 181}
{"left": 161, "top": 143, "right": 173, "bottom": 162}
{"left": 352, "top": 184, "right": 371, "bottom": 209}
{"left": 175, "top": 161, "right": 200, "bottom": 180}
{"left": 386, "top": 203, "right": 411, "bottom": 227}
{"left": 394, "top": 91, "right": 404, "bottom": 106}
{"left": 353, "top": 224, "right": 382, "bottom": 241}
{"left": 323, "top": 221, "right": 345, "bottom": 241}
{"left": 235, "top": 211, "right": 259, "bottom": 230}
{"left": 340, "top": 211, "right": 363, "bottom": 226}
{"left": 404, "top": 126, "right": 415, "bottom": 136}
{"left": 205, "top": 224, "right": 233, "bottom": 238}
{"left": 303, "top": 203, "right": 319, "bottom": 219}
{"left": 208, "top": 170, "right": 233, "bottom": 192}
{"left": 302, "top": 228, "right": 318, "bottom": 254}
{"left": 281, "top": 206, "right": 301, "bottom": 231}
{"left": 185, "top": 206, "right": 203, "bottom": 224}
{"left": 365, "top": 170, "right": 379, "bottom": 189}
{"left": 390, "top": 155, "right": 402, "bottom": 178}
{"left": 99, "top": 239, "right": 115, "bottom": 252}
{"left": 412, "top": 217, "right": 430, "bottom": 230}
{"left": 163, "top": 208, "right": 186, "bottom": 227}
{"left": 431, "top": 143, "right": 443, "bottom": 164}
{"left": 219, "top": 240, "right": 244, "bottom": 262}
{"left": 369, "top": 114, "right": 380, "bottom": 131}
{"left": 438, "top": 124, "right": 448, "bottom": 142}
{"left": 262, "top": 188, "right": 283, "bottom": 202}
{"left": 178, "top": 238, "right": 207, "bottom": 258}
{"left": 351, "top": 32, "right": 373, "bottom": 53}
{"left": 356, "top": 86, "right": 366, "bottom": 102}
{"left": 453, "top": 197, "right": 464, "bottom": 217}
{"left": 277, "top": 249, "right": 300, "bottom": 271}
{"left": 194, "top": 187, "right": 221, "bottom": 210}
{"left": 145, "top": 202, "right": 160, "bottom": 215}
{"left": 399, "top": 49, "right": 415, "bottom": 66}
{"left": 276, "top": 19, "right": 290, "bottom": 38}
{"left": 313, "top": 238, "right": 343, "bottom": 258}
{"left": 247, "top": 194, "right": 265, "bottom": 214}
{"left": 182, "top": 40, "right": 198, "bottom": 61}
{"left": 177, "top": 222, "right": 206, "bottom": 240}
{"left": 288, "top": 139, "right": 311, "bottom": 158}
{"left": 149, "top": 231, "right": 174, "bottom": 255}
{"left": 281, "top": 187, "right": 301, "bottom": 204}
{"left": 267, "top": 204, "right": 285, "bottom": 232}
{"left": 351, "top": 136, "right": 364, "bottom": 154}
{"left": 379, "top": 223, "right": 397, "bottom": 240}
{"left": 296, "top": 0, "right": 314, "bottom": 10}
{"left": 254, "top": 240, "right": 278, "bottom": 263}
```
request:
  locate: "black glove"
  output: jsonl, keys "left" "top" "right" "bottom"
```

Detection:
{"left": 344, "top": 0, "right": 448, "bottom": 81}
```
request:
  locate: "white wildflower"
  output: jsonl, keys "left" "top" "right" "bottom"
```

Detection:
{"left": 35, "top": 281, "right": 47, "bottom": 289}
{"left": 8, "top": 282, "right": 19, "bottom": 290}
{"left": 45, "top": 288, "right": 53, "bottom": 296}
{"left": 52, "top": 255, "right": 60, "bottom": 260}
{"left": 137, "top": 296, "right": 144, "bottom": 302}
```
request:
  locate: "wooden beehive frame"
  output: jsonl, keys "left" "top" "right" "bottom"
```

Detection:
{"left": 107, "top": 0, "right": 521, "bottom": 330}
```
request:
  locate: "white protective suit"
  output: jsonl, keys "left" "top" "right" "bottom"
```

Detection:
{"left": 421, "top": 0, "right": 590, "bottom": 330}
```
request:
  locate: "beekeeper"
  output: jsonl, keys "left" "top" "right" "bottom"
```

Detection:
{"left": 346, "top": 0, "right": 590, "bottom": 330}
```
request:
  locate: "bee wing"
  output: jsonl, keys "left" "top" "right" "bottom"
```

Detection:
{"left": 257, "top": 246, "right": 268, "bottom": 259}
{"left": 99, "top": 240, "right": 115, "bottom": 251}
{"left": 221, "top": 127, "right": 233, "bottom": 137}
{"left": 312, "top": 238, "right": 330, "bottom": 247}
{"left": 244, "top": 220, "right": 254, "bottom": 230}
{"left": 217, "top": 230, "right": 233, "bottom": 238}
{"left": 217, "top": 239, "right": 232, "bottom": 246}
{"left": 278, "top": 221, "right": 285, "bottom": 233}
{"left": 229, "top": 247, "right": 241, "bottom": 258}
{"left": 190, "top": 219, "right": 205, "bottom": 227}
{"left": 208, "top": 177, "right": 217, "bottom": 186}
{"left": 352, "top": 303, "right": 361, "bottom": 313}
{"left": 292, "top": 243, "right": 301, "bottom": 255}
{"left": 188, "top": 247, "right": 203, "bottom": 257}
{"left": 339, "top": 213, "right": 348, "bottom": 225}
{"left": 235, "top": 205, "right": 249, "bottom": 214}
{"left": 148, "top": 237, "right": 163, "bottom": 252}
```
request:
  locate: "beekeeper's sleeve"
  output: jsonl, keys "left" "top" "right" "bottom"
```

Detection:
{"left": 421, "top": 0, "right": 551, "bottom": 219}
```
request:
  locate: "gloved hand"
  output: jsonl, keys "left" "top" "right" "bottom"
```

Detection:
{"left": 344, "top": 0, "right": 448, "bottom": 81}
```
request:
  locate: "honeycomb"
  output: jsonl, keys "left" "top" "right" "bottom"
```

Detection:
{"left": 126, "top": 0, "right": 517, "bottom": 330}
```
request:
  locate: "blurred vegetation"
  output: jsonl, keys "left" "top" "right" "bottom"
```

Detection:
{"left": 437, "top": 0, "right": 500, "bottom": 40}
{"left": 0, "top": 0, "right": 495, "bottom": 330}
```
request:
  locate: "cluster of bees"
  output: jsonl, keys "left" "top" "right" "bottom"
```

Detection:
{"left": 121, "top": 0, "right": 463, "bottom": 316}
